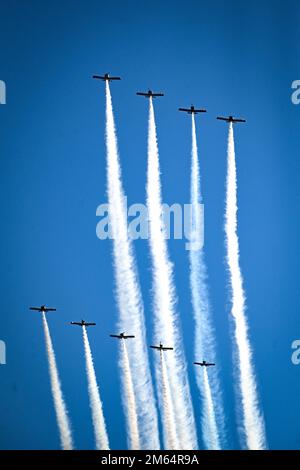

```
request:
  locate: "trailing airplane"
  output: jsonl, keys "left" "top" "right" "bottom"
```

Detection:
{"left": 194, "top": 360, "right": 215, "bottom": 367}
{"left": 150, "top": 342, "right": 173, "bottom": 352}
{"left": 70, "top": 320, "right": 96, "bottom": 327}
{"left": 179, "top": 105, "right": 207, "bottom": 114}
{"left": 110, "top": 332, "right": 135, "bottom": 339}
{"left": 136, "top": 89, "right": 164, "bottom": 98}
{"left": 29, "top": 305, "right": 56, "bottom": 313}
{"left": 92, "top": 73, "right": 121, "bottom": 81}
{"left": 217, "top": 115, "right": 246, "bottom": 123}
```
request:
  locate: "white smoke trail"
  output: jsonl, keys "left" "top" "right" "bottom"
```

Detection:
{"left": 82, "top": 326, "right": 109, "bottom": 450}
{"left": 160, "top": 352, "right": 178, "bottom": 450}
{"left": 225, "top": 122, "right": 267, "bottom": 449}
{"left": 202, "top": 368, "right": 220, "bottom": 449}
{"left": 120, "top": 339, "right": 140, "bottom": 449}
{"left": 42, "top": 313, "right": 73, "bottom": 450}
{"left": 189, "top": 114, "right": 225, "bottom": 449}
{"left": 104, "top": 82, "right": 160, "bottom": 449}
{"left": 146, "top": 97, "right": 198, "bottom": 450}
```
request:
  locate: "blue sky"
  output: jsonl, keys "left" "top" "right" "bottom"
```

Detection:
{"left": 0, "top": 0, "right": 300, "bottom": 450}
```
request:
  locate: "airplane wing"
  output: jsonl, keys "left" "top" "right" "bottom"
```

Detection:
{"left": 110, "top": 334, "right": 121, "bottom": 338}
{"left": 150, "top": 345, "right": 160, "bottom": 349}
{"left": 136, "top": 92, "right": 148, "bottom": 96}
{"left": 92, "top": 75, "right": 104, "bottom": 79}
{"left": 71, "top": 322, "right": 81, "bottom": 326}
{"left": 178, "top": 108, "right": 189, "bottom": 112}
{"left": 45, "top": 308, "right": 56, "bottom": 311}
{"left": 162, "top": 347, "right": 173, "bottom": 350}
{"left": 216, "top": 117, "right": 228, "bottom": 121}
{"left": 234, "top": 119, "right": 246, "bottom": 123}
{"left": 194, "top": 362, "right": 203, "bottom": 366}
{"left": 207, "top": 363, "right": 215, "bottom": 366}
{"left": 123, "top": 335, "right": 135, "bottom": 339}
{"left": 152, "top": 93, "right": 164, "bottom": 97}
{"left": 29, "top": 307, "right": 41, "bottom": 311}
{"left": 110, "top": 77, "right": 121, "bottom": 80}
{"left": 85, "top": 322, "right": 96, "bottom": 326}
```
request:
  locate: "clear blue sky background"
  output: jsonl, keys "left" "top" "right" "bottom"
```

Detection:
{"left": 0, "top": 0, "right": 299, "bottom": 450}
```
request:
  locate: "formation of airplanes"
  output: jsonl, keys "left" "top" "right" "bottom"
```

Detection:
{"left": 30, "top": 74, "right": 246, "bottom": 376}
{"left": 93, "top": 72, "right": 246, "bottom": 123}
{"left": 29, "top": 306, "right": 215, "bottom": 367}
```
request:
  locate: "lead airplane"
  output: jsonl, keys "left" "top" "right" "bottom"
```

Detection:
{"left": 92, "top": 73, "right": 121, "bottom": 81}
{"left": 110, "top": 332, "right": 135, "bottom": 339}
{"left": 150, "top": 342, "right": 173, "bottom": 352}
{"left": 70, "top": 320, "right": 96, "bottom": 327}
{"left": 136, "top": 89, "right": 164, "bottom": 98}
{"left": 179, "top": 105, "right": 207, "bottom": 114}
{"left": 29, "top": 305, "right": 56, "bottom": 313}
{"left": 217, "top": 115, "right": 246, "bottom": 123}
{"left": 194, "top": 360, "right": 215, "bottom": 367}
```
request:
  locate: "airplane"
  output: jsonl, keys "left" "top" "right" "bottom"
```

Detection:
{"left": 110, "top": 332, "right": 135, "bottom": 339}
{"left": 92, "top": 73, "right": 121, "bottom": 82}
{"left": 136, "top": 90, "right": 164, "bottom": 98}
{"left": 70, "top": 320, "right": 96, "bottom": 327}
{"left": 29, "top": 305, "right": 56, "bottom": 313}
{"left": 178, "top": 105, "right": 207, "bottom": 114}
{"left": 194, "top": 360, "right": 215, "bottom": 367}
{"left": 217, "top": 115, "right": 246, "bottom": 123}
{"left": 150, "top": 342, "right": 173, "bottom": 351}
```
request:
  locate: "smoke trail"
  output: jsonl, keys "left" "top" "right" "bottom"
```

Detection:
{"left": 202, "top": 368, "right": 220, "bottom": 449}
{"left": 225, "top": 123, "right": 267, "bottom": 449}
{"left": 160, "top": 352, "right": 178, "bottom": 450}
{"left": 82, "top": 326, "right": 109, "bottom": 450}
{"left": 189, "top": 114, "right": 225, "bottom": 449}
{"left": 42, "top": 313, "right": 73, "bottom": 450}
{"left": 120, "top": 339, "right": 140, "bottom": 449}
{"left": 146, "top": 97, "right": 198, "bottom": 450}
{"left": 104, "top": 82, "right": 160, "bottom": 449}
